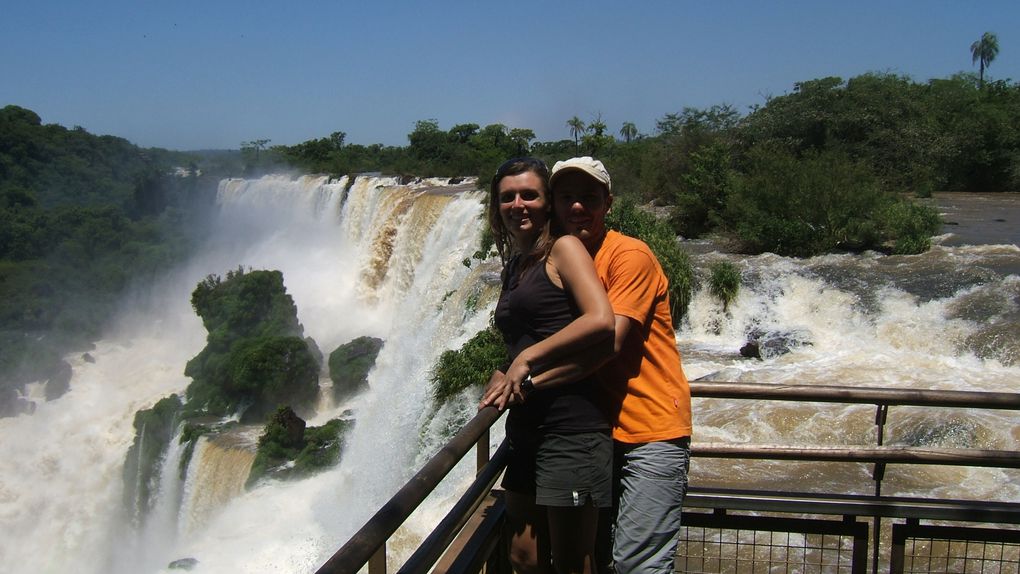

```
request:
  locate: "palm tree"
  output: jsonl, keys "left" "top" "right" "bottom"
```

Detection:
{"left": 567, "top": 116, "right": 586, "bottom": 154}
{"left": 971, "top": 32, "right": 1000, "bottom": 89}
{"left": 619, "top": 122, "right": 638, "bottom": 143}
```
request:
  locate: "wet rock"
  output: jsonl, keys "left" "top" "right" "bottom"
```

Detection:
{"left": 123, "top": 395, "right": 184, "bottom": 523}
{"left": 247, "top": 409, "right": 352, "bottom": 487}
{"left": 0, "top": 386, "right": 35, "bottom": 418}
{"left": 44, "top": 360, "right": 72, "bottom": 401}
{"left": 304, "top": 336, "right": 323, "bottom": 368}
{"left": 900, "top": 420, "right": 978, "bottom": 448}
{"left": 82, "top": 352, "right": 95, "bottom": 363}
{"left": 274, "top": 406, "right": 307, "bottom": 448}
{"left": 739, "top": 340, "right": 762, "bottom": 359}
{"left": 328, "top": 336, "right": 384, "bottom": 404}
{"left": 168, "top": 557, "right": 198, "bottom": 570}
{"left": 740, "top": 329, "right": 812, "bottom": 360}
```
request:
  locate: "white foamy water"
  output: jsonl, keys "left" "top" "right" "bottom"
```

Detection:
{"left": 681, "top": 237, "right": 1020, "bottom": 501}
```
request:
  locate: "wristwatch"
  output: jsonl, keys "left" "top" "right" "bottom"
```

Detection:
{"left": 521, "top": 375, "right": 535, "bottom": 396}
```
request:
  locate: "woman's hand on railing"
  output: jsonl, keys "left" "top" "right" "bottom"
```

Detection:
{"left": 478, "top": 369, "right": 523, "bottom": 411}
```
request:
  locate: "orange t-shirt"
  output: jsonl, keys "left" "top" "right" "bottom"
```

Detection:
{"left": 594, "top": 231, "right": 692, "bottom": 443}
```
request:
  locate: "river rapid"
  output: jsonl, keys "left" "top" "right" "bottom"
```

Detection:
{"left": 681, "top": 192, "right": 1020, "bottom": 501}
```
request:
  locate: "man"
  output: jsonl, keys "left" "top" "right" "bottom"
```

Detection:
{"left": 544, "top": 156, "right": 693, "bottom": 574}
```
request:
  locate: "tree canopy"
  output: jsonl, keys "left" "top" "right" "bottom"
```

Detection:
{"left": 0, "top": 105, "right": 223, "bottom": 403}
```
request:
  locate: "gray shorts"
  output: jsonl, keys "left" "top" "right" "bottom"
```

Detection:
{"left": 501, "top": 431, "right": 613, "bottom": 508}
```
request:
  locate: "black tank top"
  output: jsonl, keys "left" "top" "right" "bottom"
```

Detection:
{"left": 494, "top": 254, "right": 609, "bottom": 434}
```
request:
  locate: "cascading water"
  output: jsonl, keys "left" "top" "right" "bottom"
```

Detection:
{"left": 0, "top": 181, "right": 1016, "bottom": 573}
{"left": 0, "top": 174, "right": 496, "bottom": 574}
{"left": 680, "top": 194, "right": 1020, "bottom": 501}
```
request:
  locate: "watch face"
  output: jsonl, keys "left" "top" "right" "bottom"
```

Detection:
{"left": 522, "top": 377, "right": 535, "bottom": 393}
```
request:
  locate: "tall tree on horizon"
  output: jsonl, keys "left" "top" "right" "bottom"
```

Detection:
{"left": 241, "top": 139, "right": 271, "bottom": 163}
{"left": 971, "top": 31, "right": 1000, "bottom": 89}
{"left": 583, "top": 114, "right": 613, "bottom": 156}
{"left": 509, "top": 128, "right": 536, "bottom": 155}
{"left": 567, "top": 116, "right": 586, "bottom": 154}
{"left": 620, "top": 121, "right": 638, "bottom": 143}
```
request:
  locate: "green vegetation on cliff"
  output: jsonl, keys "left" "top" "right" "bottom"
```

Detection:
{"left": 183, "top": 268, "right": 320, "bottom": 422}
{"left": 247, "top": 406, "right": 353, "bottom": 487}
{"left": 430, "top": 326, "right": 507, "bottom": 404}
{"left": 122, "top": 394, "right": 183, "bottom": 524}
{"left": 124, "top": 269, "right": 332, "bottom": 521}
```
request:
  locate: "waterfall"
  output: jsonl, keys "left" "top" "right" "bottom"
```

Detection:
{"left": 177, "top": 435, "right": 258, "bottom": 536}
{"left": 0, "top": 180, "right": 1016, "bottom": 574}
{"left": 0, "top": 174, "right": 496, "bottom": 574}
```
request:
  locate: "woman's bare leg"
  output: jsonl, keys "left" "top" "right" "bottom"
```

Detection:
{"left": 547, "top": 503, "right": 599, "bottom": 574}
{"left": 505, "top": 491, "right": 554, "bottom": 574}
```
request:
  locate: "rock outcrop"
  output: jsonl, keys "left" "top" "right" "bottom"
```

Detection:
{"left": 328, "top": 336, "right": 383, "bottom": 404}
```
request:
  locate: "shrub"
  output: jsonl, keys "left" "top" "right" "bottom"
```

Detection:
{"left": 879, "top": 200, "right": 942, "bottom": 254}
{"left": 430, "top": 326, "right": 507, "bottom": 404}
{"left": 727, "top": 146, "right": 891, "bottom": 256}
{"left": 708, "top": 261, "right": 741, "bottom": 312}
{"left": 228, "top": 335, "right": 320, "bottom": 422}
{"left": 668, "top": 141, "right": 735, "bottom": 238}
{"left": 607, "top": 198, "right": 694, "bottom": 325}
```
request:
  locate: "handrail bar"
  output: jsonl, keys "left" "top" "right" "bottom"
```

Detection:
{"left": 314, "top": 406, "right": 503, "bottom": 574}
{"left": 693, "top": 444, "right": 1020, "bottom": 468}
{"left": 397, "top": 441, "right": 510, "bottom": 574}
{"left": 690, "top": 381, "right": 1020, "bottom": 409}
{"left": 685, "top": 486, "right": 1020, "bottom": 524}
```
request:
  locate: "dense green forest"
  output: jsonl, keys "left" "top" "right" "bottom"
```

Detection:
{"left": 272, "top": 72, "right": 1019, "bottom": 257}
{"left": 2, "top": 70, "right": 1018, "bottom": 414}
{"left": 0, "top": 105, "right": 230, "bottom": 412}
{"left": 274, "top": 72, "right": 1020, "bottom": 198}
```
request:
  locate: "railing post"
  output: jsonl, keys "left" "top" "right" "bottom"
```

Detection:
{"left": 871, "top": 404, "right": 888, "bottom": 574}
{"left": 370, "top": 544, "right": 386, "bottom": 574}
{"left": 873, "top": 404, "right": 889, "bottom": 490}
{"left": 477, "top": 428, "right": 490, "bottom": 474}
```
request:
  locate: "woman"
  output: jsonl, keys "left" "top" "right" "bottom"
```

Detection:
{"left": 479, "top": 157, "right": 615, "bottom": 574}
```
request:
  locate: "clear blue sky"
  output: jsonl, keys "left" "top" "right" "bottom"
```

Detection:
{"left": 3, "top": 1, "right": 1018, "bottom": 151}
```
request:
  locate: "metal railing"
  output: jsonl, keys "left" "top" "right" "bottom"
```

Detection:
{"left": 690, "top": 381, "right": 1020, "bottom": 573}
{"left": 314, "top": 406, "right": 505, "bottom": 574}
{"left": 315, "top": 382, "right": 1020, "bottom": 574}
